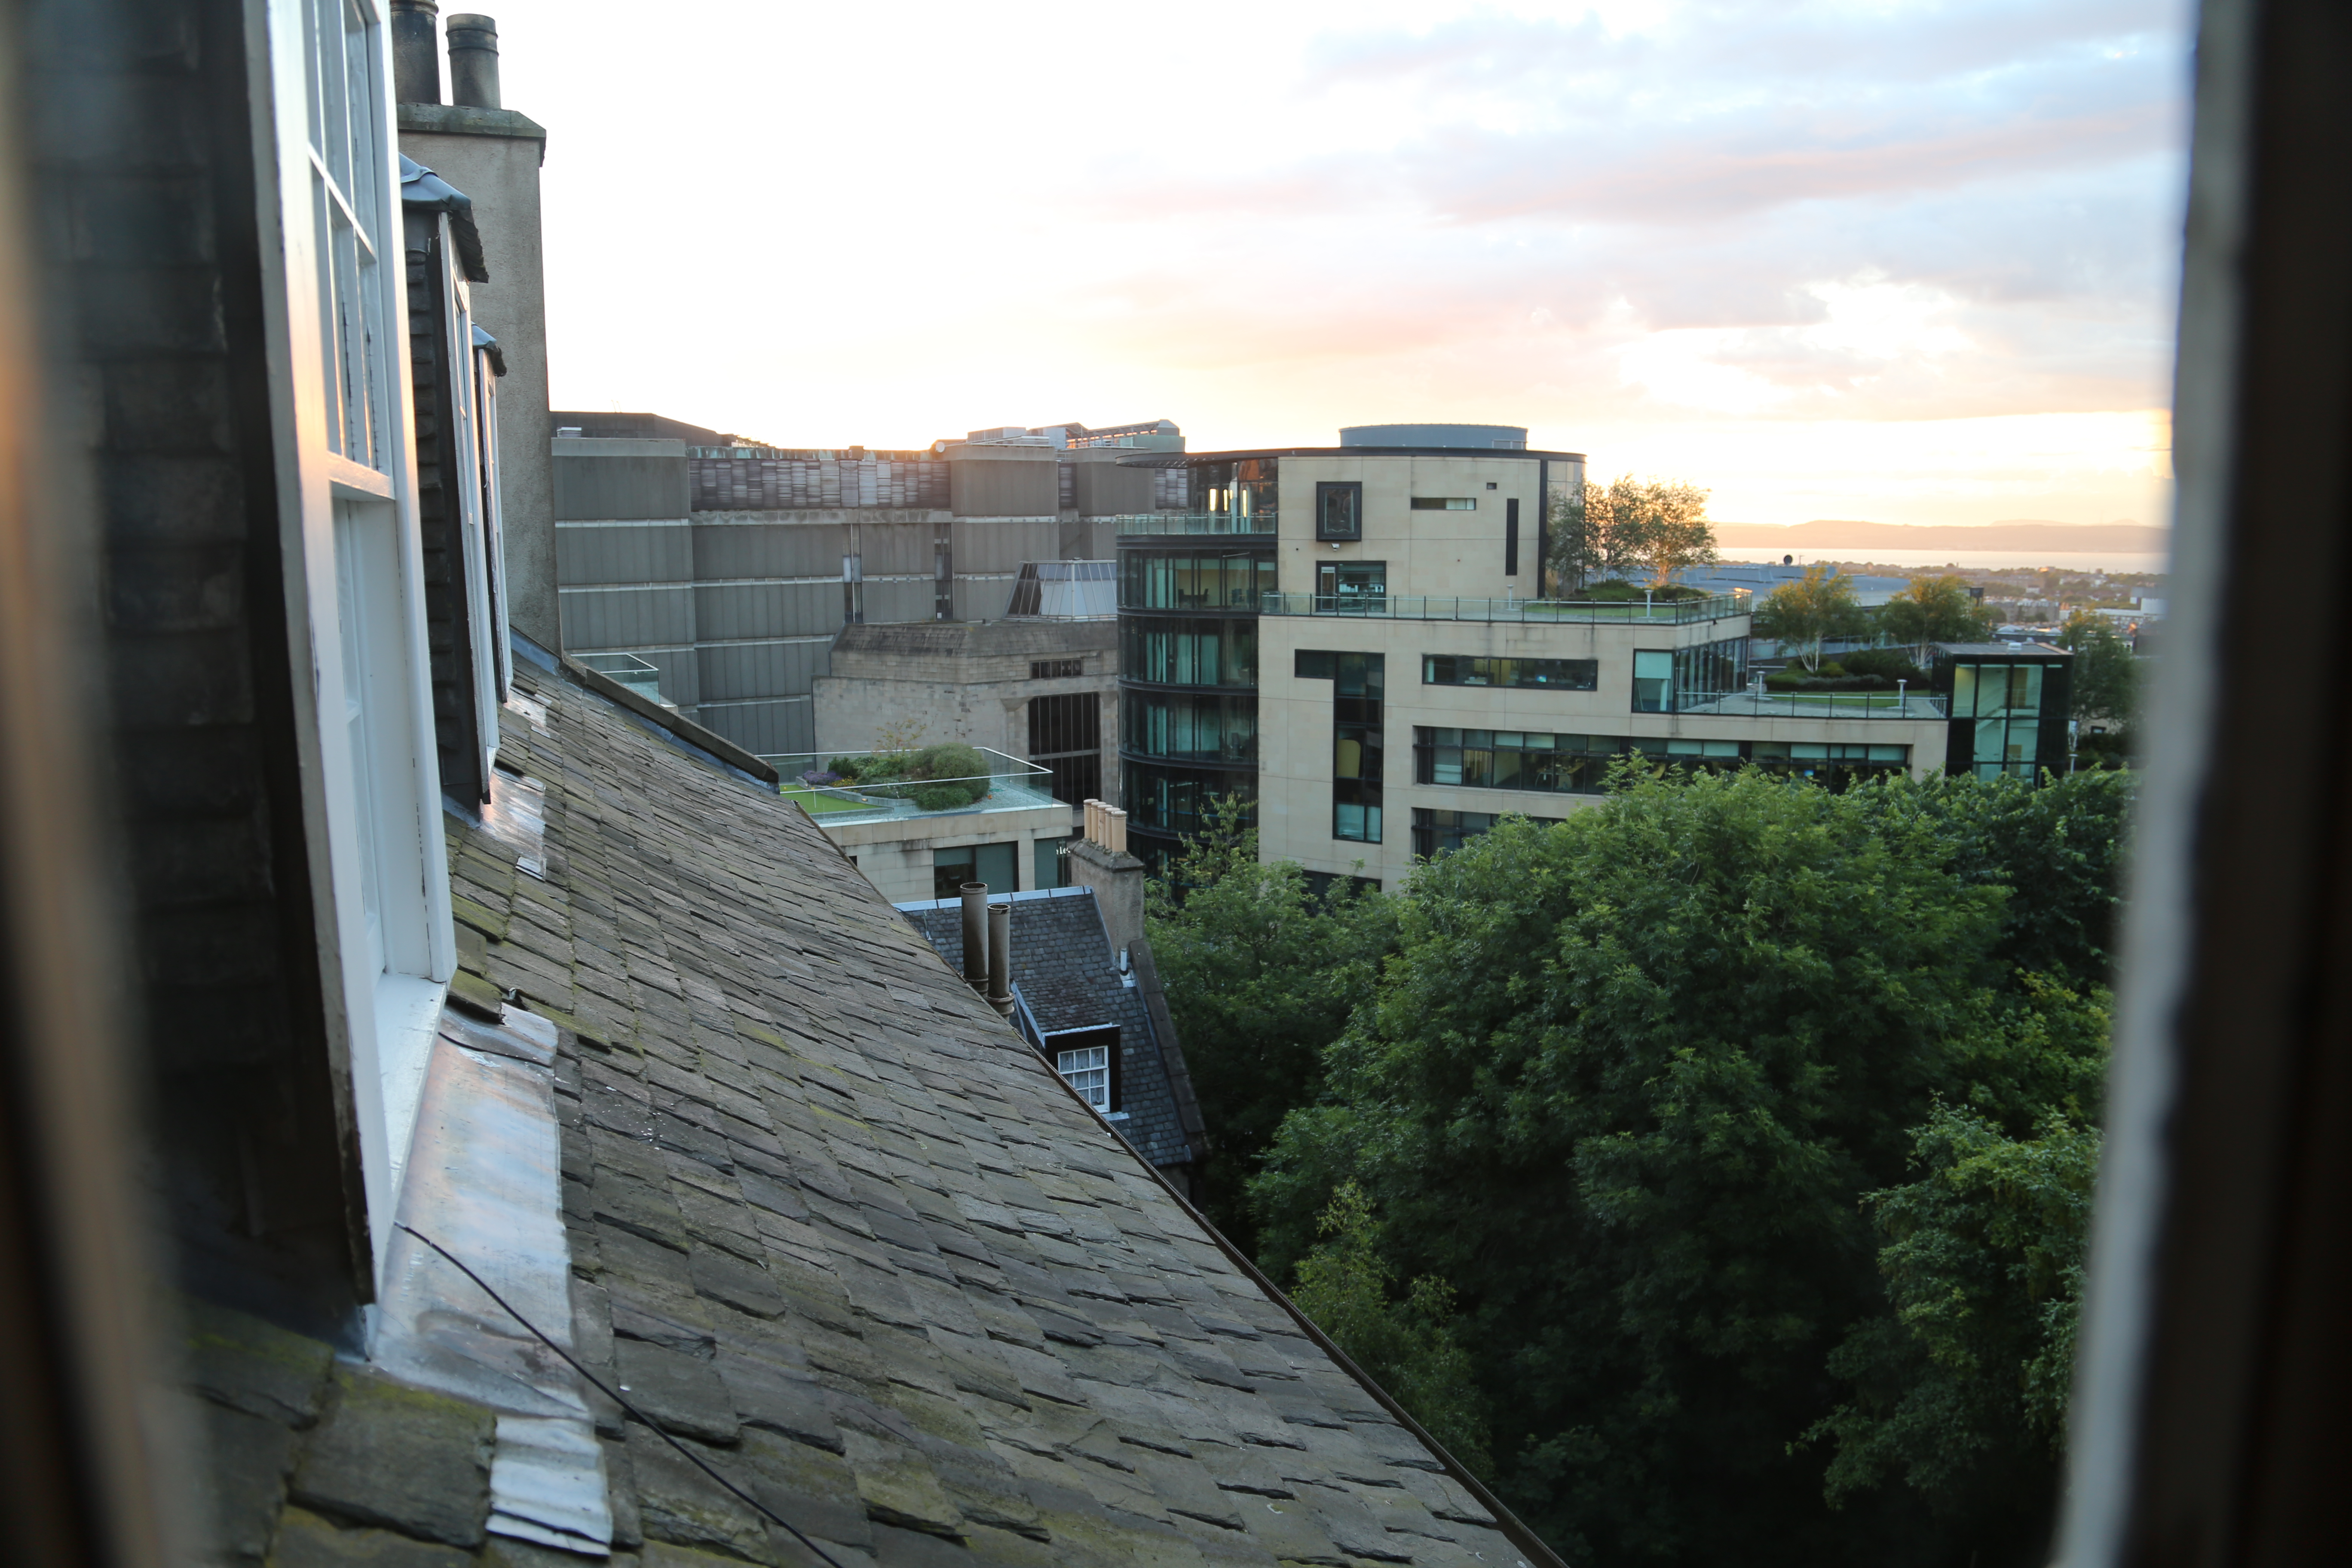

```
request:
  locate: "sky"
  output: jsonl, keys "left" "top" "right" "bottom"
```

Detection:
{"left": 483, "top": 0, "right": 2193, "bottom": 530}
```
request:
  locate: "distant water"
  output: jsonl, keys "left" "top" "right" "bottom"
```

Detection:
{"left": 1718, "top": 547, "right": 2170, "bottom": 575}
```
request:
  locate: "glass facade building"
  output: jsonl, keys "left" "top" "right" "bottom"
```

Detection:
{"left": 1118, "top": 511, "right": 1276, "bottom": 868}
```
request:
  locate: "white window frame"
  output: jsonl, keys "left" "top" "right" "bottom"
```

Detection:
{"left": 475, "top": 336, "right": 512, "bottom": 703}
{"left": 1054, "top": 1041, "right": 1112, "bottom": 1112}
{"left": 258, "top": 0, "right": 455, "bottom": 1276}
{"left": 439, "top": 238, "right": 504, "bottom": 777}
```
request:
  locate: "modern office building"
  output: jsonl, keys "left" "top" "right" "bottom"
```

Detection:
{"left": 552, "top": 418, "right": 1185, "bottom": 754}
{"left": 1113, "top": 425, "right": 2031, "bottom": 886}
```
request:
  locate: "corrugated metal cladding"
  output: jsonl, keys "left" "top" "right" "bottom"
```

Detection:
{"left": 554, "top": 522, "right": 693, "bottom": 586}
{"left": 686, "top": 697, "right": 812, "bottom": 754}
{"left": 691, "top": 456, "right": 950, "bottom": 511}
{"left": 557, "top": 583, "right": 696, "bottom": 649}
{"left": 696, "top": 638, "right": 830, "bottom": 705}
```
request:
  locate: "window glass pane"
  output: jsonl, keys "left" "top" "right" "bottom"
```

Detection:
{"left": 1632, "top": 649, "right": 1672, "bottom": 713}
{"left": 1056, "top": 1045, "right": 1111, "bottom": 1110}
{"left": 1952, "top": 665, "right": 1978, "bottom": 718}
{"left": 333, "top": 502, "right": 385, "bottom": 977}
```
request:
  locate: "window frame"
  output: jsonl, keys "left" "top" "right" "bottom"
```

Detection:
{"left": 1314, "top": 481, "right": 1363, "bottom": 541}
{"left": 1047, "top": 1027, "right": 1121, "bottom": 1114}
{"left": 263, "top": 0, "right": 455, "bottom": 1273}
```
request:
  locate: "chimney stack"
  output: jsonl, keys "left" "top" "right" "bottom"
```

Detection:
{"left": 447, "top": 13, "right": 502, "bottom": 109}
{"left": 1067, "top": 799, "right": 1144, "bottom": 956}
{"left": 391, "top": 0, "right": 443, "bottom": 104}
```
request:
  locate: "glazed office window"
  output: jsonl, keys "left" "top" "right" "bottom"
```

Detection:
{"left": 1329, "top": 652, "right": 1384, "bottom": 844}
{"left": 1673, "top": 636, "right": 1751, "bottom": 710}
{"left": 1119, "top": 551, "right": 1275, "bottom": 611}
{"left": 1120, "top": 760, "right": 1250, "bottom": 837}
{"left": 1030, "top": 658, "right": 1083, "bottom": 680}
{"left": 1632, "top": 649, "right": 1672, "bottom": 712}
{"left": 1316, "top": 481, "right": 1363, "bottom": 541}
{"left": 1950, "top": 662, "right": 2049, "bottom": 780}
{"left": 1505, "top": 497, "right": 1520, "bottom": 576}
{"left": 1415, "top": 729, "right": 1624, "bottom": 795}
{"left": 1122, "top": 692, "right": 1257, "bottom": 764}
{"left": 1411, "top": 807, "right": 1563, "bottom": 859}
{"left": 1423, "top": 655, "right": 1598, "bottom": 690}
{"left": 1409, "top": 497, "right": 1477, "bottom": 510}
{"left": 1120, "top": 616, "right": 1259, "bottom": 688}
{"left": 1314, "top": 561, "right": 1387, "bottom": 612}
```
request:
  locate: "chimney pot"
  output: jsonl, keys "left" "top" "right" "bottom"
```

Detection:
{"left": 960, "top": 882, "right": 988, "bottom": 993}
{"left": 391, "top": 0, "right": 443, "bottom": 104}
{"left": 447, "top": 12, "right": 502, "bottom": 109}
{"left": 986, "top": 903, "right": 1014, "bottom": 1019}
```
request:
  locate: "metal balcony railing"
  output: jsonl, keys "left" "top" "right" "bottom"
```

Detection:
{"left": 1110, "top": 511, "right": 1279, "bottom": 536}
{"left": 760, "top": 747, "right": 1063, "bottom": 825}
{"left": 1255, "top": 591, "right": 1752, "bottom": 624}
{"left": 573, "top": 651, "right": 667, "bottom": 704}
{"left": 1676, "top": 690, "right": 1951, "bottom": 720}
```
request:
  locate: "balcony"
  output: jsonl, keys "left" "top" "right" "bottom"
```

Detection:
{"left": 1256, "top": 591, "right": 1752, "bottom": 624}
{"left": 1111, "top": 511, "right": 1279, "bottom": 536}
{"left": 1676, "top": 690, "right": 1949, "bottom": 720}
{"left": 573, "top": 651, "right": 670, "bottom": 705}
{"left": 760, "top": 747, "right": 1064, "bottom": 826}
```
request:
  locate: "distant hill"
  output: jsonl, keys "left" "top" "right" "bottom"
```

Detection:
{"left": 1713, "top": 520, "right": 2168, "bottom": 553}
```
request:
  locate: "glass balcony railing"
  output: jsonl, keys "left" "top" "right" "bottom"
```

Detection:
{"left": 573, "top": 651, "right": 668, "bottom": 704}
{"left": 1256, "top": 591, "right": 1752, "bottom": 624}
{"left": 760, "top": 747, "right": 1064, "bottom": 826}
{"left": 1677, "top": 690, "right": 1950, "bottom": 720}
{"left": 1111, "top": 511, "right": 1279, "bottom": 536}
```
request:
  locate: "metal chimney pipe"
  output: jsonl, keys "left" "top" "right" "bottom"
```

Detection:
{"left": 391, "top": 0, "right": 443, "bottom": 104}
{"left": 960, "top": 882, "right": 989, "bottom": 993}
{"left": 446, "top": 13, "right": 502, "bottom": 109}
{"left": 987, "top": 902, "right": 1014, "bottom": 1018}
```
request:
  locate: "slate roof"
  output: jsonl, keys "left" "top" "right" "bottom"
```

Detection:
{"left": 182, "top": 663, "right": 1546, "bottom": 1568}
{"left": 899, "top": 890, "right": 1197, "bottom": 1173}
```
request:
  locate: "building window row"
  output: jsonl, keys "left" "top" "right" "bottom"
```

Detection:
{"left": 1122, "top": 690, "right": 1257, "bottom": 764}
{"left": 1120, "top": 616, "right": 1259, "bottom": 689}
{"left": 1119, "top": 551, "right": 1276, "bottom": 612}
{"left": 1120, "top": 759, "right": 1250, "bottom": 840}
{"left": 1030, "top": 657, "right": 1083, "bottom": 679}
{"left": 1422, "top": 653, "right": 1597, "bottom": 690}
{"left": 1415, "top": 728, "right": 1912, "bottom": 795}
{"left": 1409, "top": 496, "right": 1478, "bottom": 510}
{"left": 1411, "top": 807, "right": 1564, "bottom": 859}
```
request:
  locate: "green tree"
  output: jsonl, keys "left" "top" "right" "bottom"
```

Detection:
{"left": 1576, "top": 477, "right": 1718, "bottom": 587}
{"left": 1249, "top": 766, "right": 2126, "bottom": 1568}
{"left": 2057, "top": 610, "right": 2140, "bottom": 732}
{"left": 1807, "top": 1097, "right": 2103, "bottom": 1560}
{"left": 1291, "top": 1183, "right": 1492, "bottom": 1476}
{"left": 1145, "top": 798, "right": 1395, "bottom": 1247}
{"left": 1753, "top": 565, "right": 1869, "bottom": 671}
{"left": 1881, "top": 575, "right": 1998, "bottom": 664}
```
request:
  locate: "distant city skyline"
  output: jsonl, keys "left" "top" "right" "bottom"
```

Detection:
{"left": 484, "top": 0, "right": 2190, "bottom": 530}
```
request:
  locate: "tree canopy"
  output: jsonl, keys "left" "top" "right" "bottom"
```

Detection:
{"left": 1882, "top": 575, "right": 1999, "bottom": 661}
{"left": 1142, "top": 798, "right": 1395, "bottom": 1250}
{"left": 1752, "top": 565, "right": 1869, "bottom": 671}
{"left": 1548, "top": 478, "right": 1718, "bottom": 591}
{"left": 2058, "top": 609, "right": 2140, "bottom": 732}
{"left": 1240, "top": 766, "right": 2129, "bottom": 1568}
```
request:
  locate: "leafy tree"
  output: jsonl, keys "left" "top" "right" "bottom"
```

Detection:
{"left": 1882, "top": 575, "right": 1998, "bottom": 664}
{"left": 1807, "top": 1097, "right": 2103, "bottom": 1562}
{"left": 1248, "top": 766, "right": 2128, "bottom": 1567}
{"left": 1291, "top": 1183, "right": 1493, "bottom": 1476}
{"left": 2057, "top": 610, "right": 2139, "bottom": 732}
{"left": 1753, "top": 565, "right": 1869, "bottom": 671}
{"left": 1144, "top": 798, "right": 1395, "bottom": 1247}
{"left": 1584, "top": 477, "right": 1718, "bottom": 586}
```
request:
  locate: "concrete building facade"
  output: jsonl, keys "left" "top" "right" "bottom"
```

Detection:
{"left": 813, "top": 619, "right": 1118, "bottom": 807}
{"left": 1116, "top": 427, "right": 1966, "bottom": 885}
{"left": 556, "top": 420, "right": 1187, "bottom": 756}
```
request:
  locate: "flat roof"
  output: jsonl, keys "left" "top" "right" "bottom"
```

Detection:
{"left": 1116, "top": 444, "right": 1585, "bottom": 468}
{"left": 1938, "top": 641, "right": 2074, "bottom": 658}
